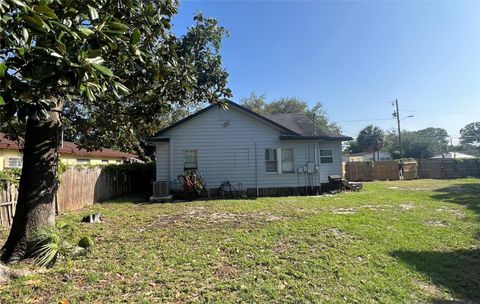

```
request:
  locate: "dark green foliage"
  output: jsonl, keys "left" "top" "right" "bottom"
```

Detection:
{"left": 78, "top": 235, "right": 94, "bottom": 252}
{"left": 384, "top": 127, "right": 450, "bottom": 159}
{"left": 0, "top": 168, "right": 21, "bottom": 189}
{"left": 0, "top": 0, "right": 231, "bottom": 156}
{"left": 357, "top": 125, "right": 385, "bottom": 159}
{"left": 103, "top": 162, "right": 156, "bottom": 194}
{"left": 460, "top": 122, "right": 480, "bottom": 144}
{"left": 344, "top": 140, "right": 363, "bottom": 154}
{"left": 32, "top": 220, "right": 82, "bottom": 267}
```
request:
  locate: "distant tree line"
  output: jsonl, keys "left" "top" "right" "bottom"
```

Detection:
{"left": 345, "top": 122, "right": 480, "bottom": 160}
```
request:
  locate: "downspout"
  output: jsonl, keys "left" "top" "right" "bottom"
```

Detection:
{"left": 255, "top": 142, "right": 258, "bottom": 197}
{"left": 169, "top": 138, "right": 173, "bottom": 183}
{"left": 314, "top": 141, "right": 319, "bottom": 187}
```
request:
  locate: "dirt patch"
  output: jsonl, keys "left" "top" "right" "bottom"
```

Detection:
{"left": 324, "top": 228, "right": 354, "bottom": 239}
{"left": 274, "top": 228, "right": 355, "bottom": 256}
{"left": 146, "top": 209, "right": 286, "bottom": 229}
{"left": 435, "top": 208, "right": 465, "bottom": 219}
{"left": 360, "top": 204, "right": 392, "bottom": 211}
{"left": 388, "top": 187, "right": 430, "bottom": 191}
{"left": 399, "top": 204, "right": 414, "bottom": 211}
{"left": 213, "top": 264, "right": 239, "bottom": 280}
{"left": 0, "top": 265, "right": 31, "bottom": 283}
{"left": 331, "top": 208, "right": 356, "bottom": 214}
{"left": 416, "top": 280, "right": 443, "bottom": 297}
{"left": 424, "top": 220, "right": 449, "bottom": 227}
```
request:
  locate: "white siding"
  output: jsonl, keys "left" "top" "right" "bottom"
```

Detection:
{"left": 318, "top": 141, "right": 343, "bottom": 182}
{"left": 157, "top": 106, "right": 344, "bottom": 190}
{"left": 156, "top": 142, "right": 169, "bottom": 181}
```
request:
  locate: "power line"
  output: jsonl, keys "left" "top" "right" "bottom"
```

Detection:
{"left": 335, "top": 118, "right": 393, "bottom": 123}
{"left": 403, "top": 109, "right": 480, "bottom": 116}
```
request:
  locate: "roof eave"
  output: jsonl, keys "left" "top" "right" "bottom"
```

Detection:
{"left": 279, "top": 135, "right": 353, "bottom": 141}
{"left": 153, "top": 100, "right": 301, "bottom": 137}
{"left": 147, "top": 136, "right": 170, "bottom": 145}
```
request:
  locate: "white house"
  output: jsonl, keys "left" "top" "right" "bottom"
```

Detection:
{"left": 431, "top": 152, "right": 476, "bottom": 159}
{"left": 149, "top": 101, "right": 352, "bottom": 197}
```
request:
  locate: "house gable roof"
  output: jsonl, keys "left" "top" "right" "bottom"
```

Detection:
{"left": 0, "top": 133, "right": 138, "bottom": 159}
{"left": 151, "top": 100, "right": 352, "bottom": 141}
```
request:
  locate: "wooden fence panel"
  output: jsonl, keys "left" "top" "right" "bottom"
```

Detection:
{"left": 346, "top": 162, "right": 373, "bottom": 181}
{"left": 346, "top": 160, "right": 419, "bottom": 181}
{"left": 0, "top": 165, "right": 154, "bottom": 228}
{"left": 373, "top": 161, "right": 400, "bottom": 181}
{"left": 0, "top": 182, "right": 18, "bottom": 228}
{"left": 419, "top": 159, "right": 480, "bottom": 179}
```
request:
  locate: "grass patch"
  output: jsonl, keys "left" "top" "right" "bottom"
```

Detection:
{"left": 0, "top": 178, "right": 479, "bottom": 303}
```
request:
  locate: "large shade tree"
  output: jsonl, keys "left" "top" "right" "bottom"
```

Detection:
{"left": 383, "top": 127, "right": 449, "bottom": 159}
{"left": 460, "top": 122, "right": 480, "bottom": 145}
{"left": 357, "top": 125, "right": 385, "bottom": 161}
{"left": 0, "top": 0, "right": 231, "bottom": 263}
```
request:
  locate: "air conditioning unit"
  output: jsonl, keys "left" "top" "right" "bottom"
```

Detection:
{"left": 153, "top": 181, "right": 169, "bottom": 197}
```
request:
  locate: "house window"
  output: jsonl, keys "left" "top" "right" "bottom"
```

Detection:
{"left": 184, "top": 150, "right": 198, "bottom": 170}
{"left": 7, "top": 157, "right": 22, "bottom": 168}
{"left": 265, "top": 149, "right": 278, "bottom": 173}
{"left": 281, "top": 149, "right": 294, "bottom": 173}
{"left": 77, "top": 159, "right": 90, "bottom": 165}
{"left": 320, "top": 149, "right": 333, "bottom": 163}
{"left": 102, "top": 160, "right": 109, "bottom": 165}
{"left": 116, "top": 160, "right": 122, "bottom": 164}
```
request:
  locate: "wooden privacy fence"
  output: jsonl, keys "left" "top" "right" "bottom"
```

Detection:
{"left": 418, "top": 159, "right": 480, "bottom": 179}
{"left": 346, "top": 160, "right": 418, "bottom": 181}
{"left": 0, "top": 182, "right": 18, "bottom": 228}
{"left": 0, "top": 163, "right": 155, "bottom": 228}
{"left": 56, "top": 167, "right": 133, "bottom": 213}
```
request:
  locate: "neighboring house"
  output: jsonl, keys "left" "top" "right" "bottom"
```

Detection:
{"left": 431, "top": 152, "right": 477, "bottom": 159}
{"left": 344, "top": 151, "right": 392, "bottom": 162}
{"left": 0, "top": 132, "right": 139, "bottom": 170}
{"left": 149, "top": 101, "right": 352, "bottom": 196}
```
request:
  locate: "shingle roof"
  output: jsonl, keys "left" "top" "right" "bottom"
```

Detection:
{"left": 151, "top": 100, "right": 352, "bottom": 141}
{"left": 263, "top": 113, "right": 348, "bottom": 139}
{"left": 0, "top": 133, "right": 138, "bottom": 159}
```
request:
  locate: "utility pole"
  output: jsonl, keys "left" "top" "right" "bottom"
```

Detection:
{"left": 394, "top": 99, "right": 403, "bottom": 158}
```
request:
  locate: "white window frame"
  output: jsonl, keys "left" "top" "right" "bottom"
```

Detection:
{"left": 76, "top": 159, "right": 90, "bottom": 165}
{"left": 265, "top": 148, "right": 279, "bottom": 174}
{"left": 265, "top": 148, "right": 294, "bottom": 174}
{"left": 184, "top": 149, "right": 198, "bottom": 170}
{"left": 101, "top": 160, "right": 109, "bottom": 165}
{"left": 7, "top": 157, "right": 22, "bottom": 168}
{"left": 319, "top": 149, "right": 334, "bottom": 164}
{"left": 281, "top": 148, "right": 294, "bottom": 173}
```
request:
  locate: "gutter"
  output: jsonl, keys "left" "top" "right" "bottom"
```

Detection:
{"left": 279, "top": 135, "right": 353, "bottom": 141}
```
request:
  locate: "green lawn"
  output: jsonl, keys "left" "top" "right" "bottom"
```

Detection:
{"left": 1, "top": 178, "right": 479, "bottom": 303}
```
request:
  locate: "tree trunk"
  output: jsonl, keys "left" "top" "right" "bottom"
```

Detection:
{"left": 1, "top": 103, "right": 62, "bottom": 263}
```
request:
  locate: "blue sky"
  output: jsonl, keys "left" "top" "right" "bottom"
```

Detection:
{"left": 173, "top": 1, "right": 480, "bottom": 141}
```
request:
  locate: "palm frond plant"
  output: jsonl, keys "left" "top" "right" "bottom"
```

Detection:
{"left": 32, "top": 226, "right": 68, "bottom": 267}
{"left": 32, "top": 221, "right": 87, "bottom": 267}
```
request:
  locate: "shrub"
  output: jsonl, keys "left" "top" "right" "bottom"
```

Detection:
{"left": 177, "top": 171, "right": 205, "bottom": 197}
{"left": 32, "top": 221, "right": 93, "bottom": 267}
